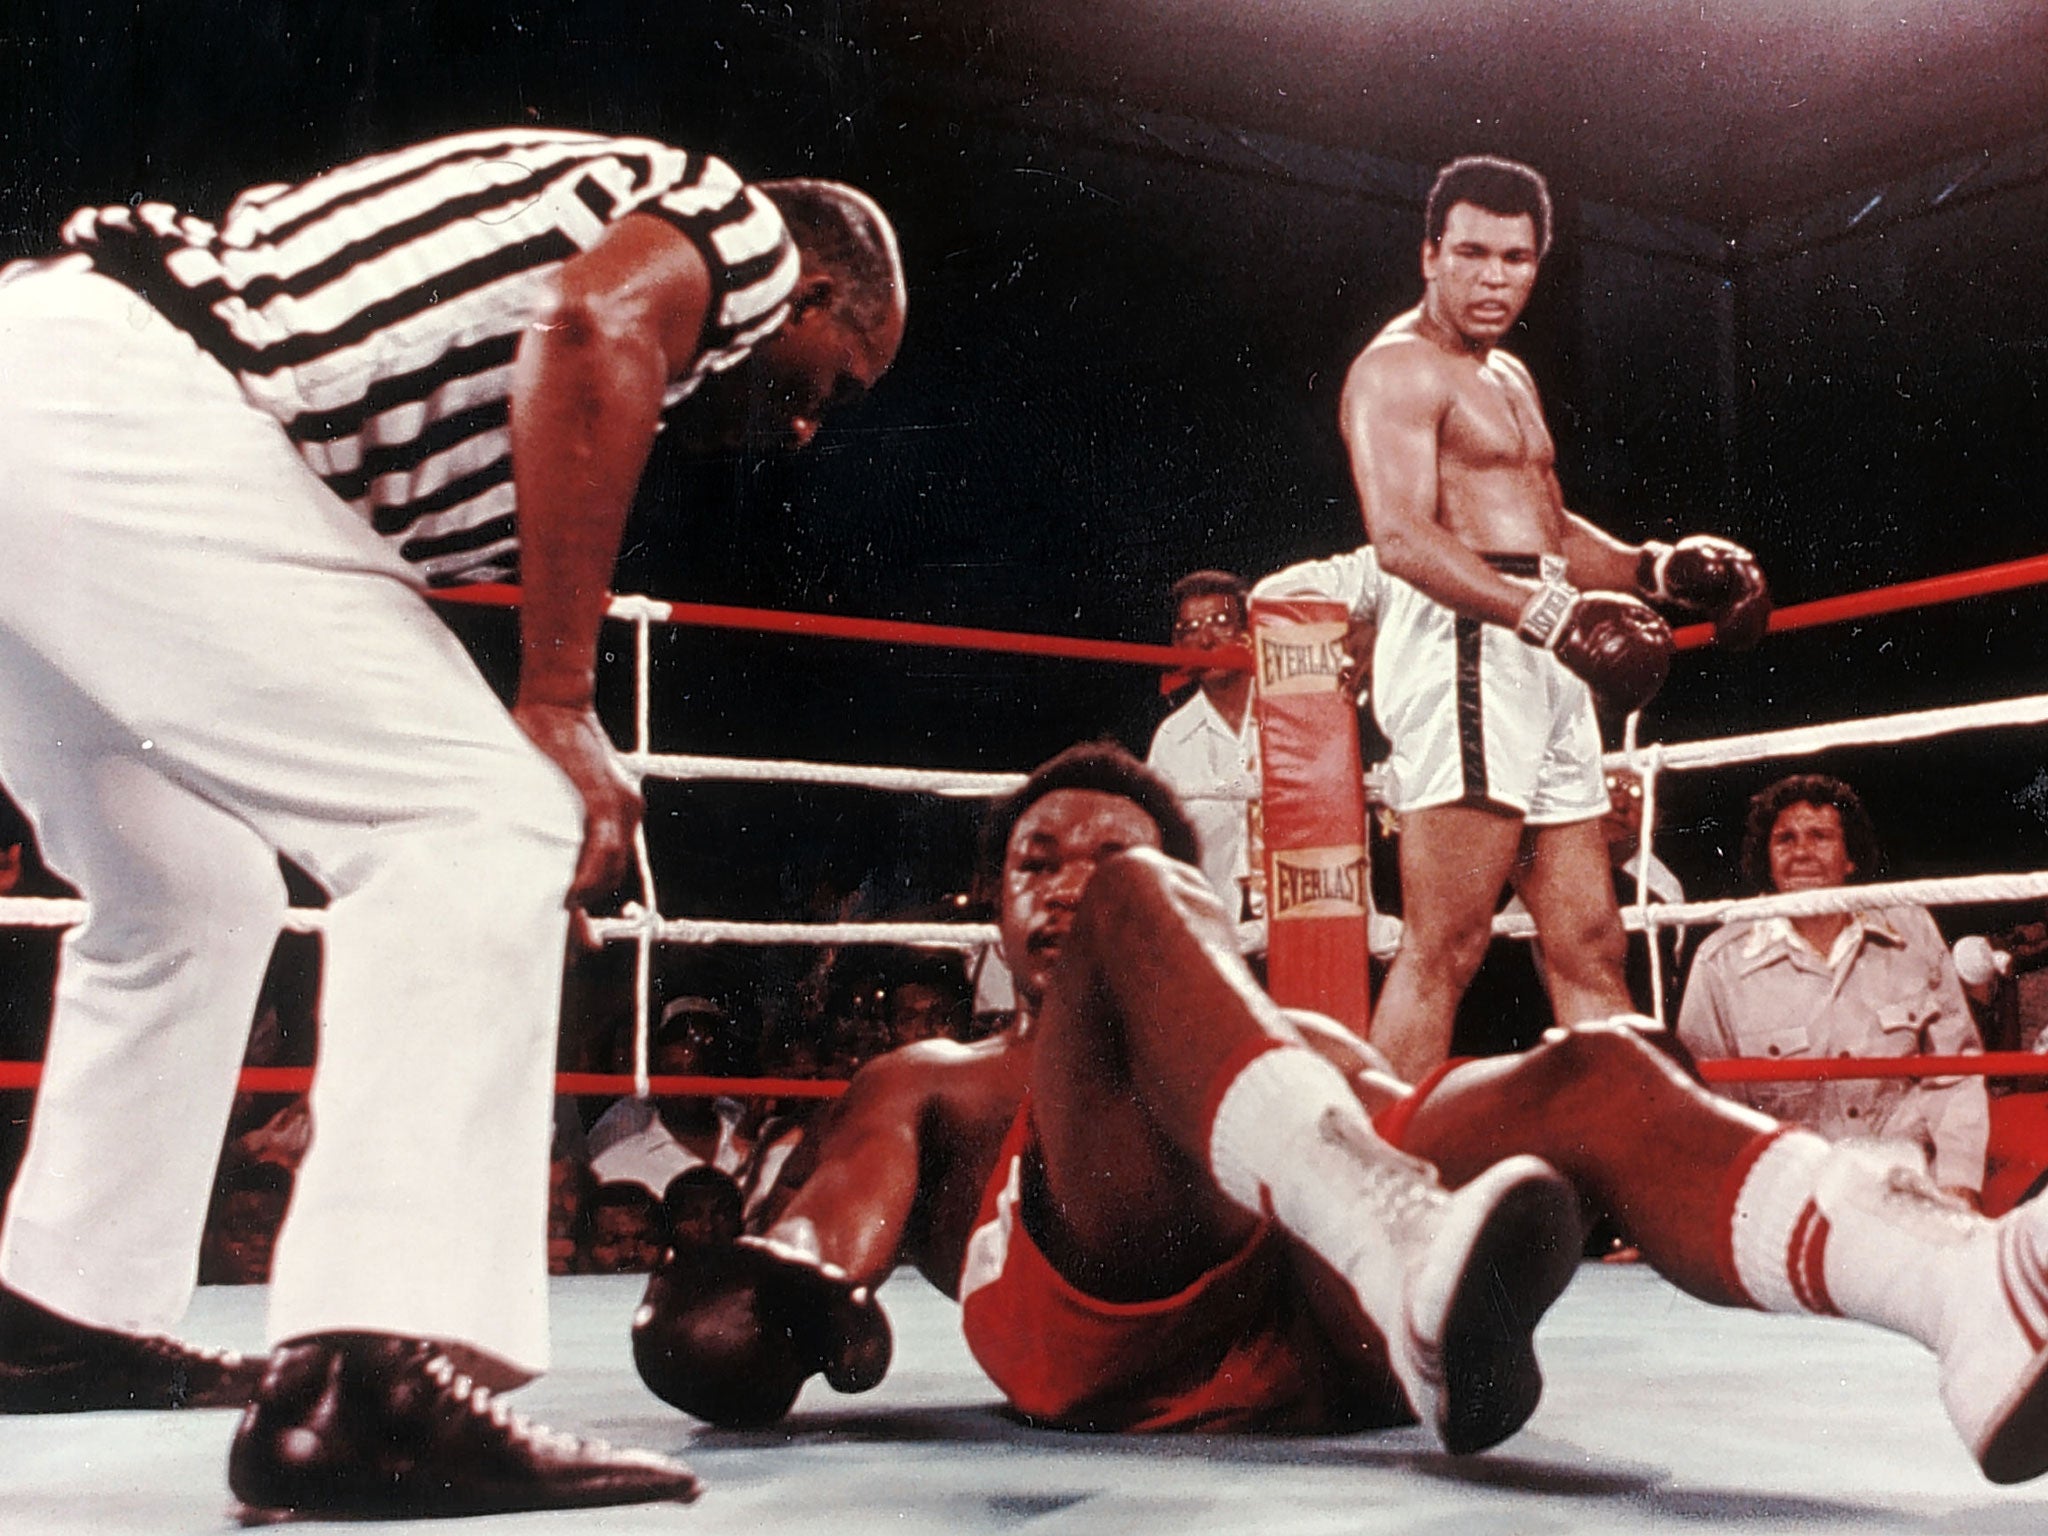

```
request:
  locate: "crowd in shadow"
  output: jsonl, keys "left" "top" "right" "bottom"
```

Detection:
{"left": 171, "top": 905, "right": 1002, "bottom": 1285}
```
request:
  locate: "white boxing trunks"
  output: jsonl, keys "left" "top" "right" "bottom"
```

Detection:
{"left": 1371, "top": 553, "right": 1607, "bottom": 825}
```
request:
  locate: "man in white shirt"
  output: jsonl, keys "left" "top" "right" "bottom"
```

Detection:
{"left": 1141, "top": 552, "right": 1388, "bottom": 959}
{"left": 586, "top": 997, "right": 752, "bottom": 1196}
{"left": 1146, "top": 572, "right": 1263, "bottom": 950}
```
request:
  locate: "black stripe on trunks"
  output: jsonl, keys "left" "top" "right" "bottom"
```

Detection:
{"left": 1454, "top": 615, "right": 1489, "bottom": 802}
{"left": 1459, "top": 550, "right": 1550, "bottom": 809}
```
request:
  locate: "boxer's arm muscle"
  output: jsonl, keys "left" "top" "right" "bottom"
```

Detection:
{"left": 1559, "top": 508, "right": 1648, "bottom": 592}
{"left": 1341, "top": 347, "right": 1531, "bottom": 628}
{"left": 512, "top": 215, "right": 709, "bottom": 714}
{"left": 759, "top": 1048, "right": 938, "bottom": 1289}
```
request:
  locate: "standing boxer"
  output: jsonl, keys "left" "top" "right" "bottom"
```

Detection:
{"left": 1342, "top": 154, "right": 1769, "bottom": 1081}
{"left": 0, "top": 127, "right": 904, "bottom": 1518}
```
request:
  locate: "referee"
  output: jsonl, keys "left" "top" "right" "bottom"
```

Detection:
{"left": 0, "top": 127, "right": 904, "bottom": 1518}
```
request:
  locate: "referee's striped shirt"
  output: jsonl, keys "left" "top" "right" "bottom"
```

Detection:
{"left": 60, "top": 128, "right": 799, "bottom": 586}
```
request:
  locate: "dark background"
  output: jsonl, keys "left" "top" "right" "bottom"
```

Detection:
{"left": 4, "top": 0, "right": 2047, "bottom": 915}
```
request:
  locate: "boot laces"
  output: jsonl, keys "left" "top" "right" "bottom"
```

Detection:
{"left": 420, "top": 1352, "right": 599, "bottom": 1460}
{"left": 1317, "top": 1107, "right": 1445, "bottom": 1252}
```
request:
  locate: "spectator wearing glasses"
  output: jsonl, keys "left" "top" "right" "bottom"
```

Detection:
{"left": 1145, "top": 571, "right": 1262, "bottom": 952}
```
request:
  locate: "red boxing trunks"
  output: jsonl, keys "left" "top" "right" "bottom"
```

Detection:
{"left": 956, "top": 1094, "right": 1432, "bottom": 1433}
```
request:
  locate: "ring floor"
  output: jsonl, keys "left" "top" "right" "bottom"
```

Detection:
{"left": 5, "top": 1265, "right": 2044, "bottom": 1534}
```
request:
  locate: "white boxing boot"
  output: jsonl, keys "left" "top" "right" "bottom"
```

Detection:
{"left": 1805, "top": 1142, "right": 2048, "bottom": 1484}
{"left": 1317, "top": 1113, "right": 1584, "bottom": 1454}
{"left": 1939, "top": 1207, "right": 2048, "bottom": 1484}
{"left": 1206, "top": 1046, "right": 1582, "bottom": 1455}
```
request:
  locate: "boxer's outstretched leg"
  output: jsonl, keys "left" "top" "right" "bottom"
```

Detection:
{"left": 1031, "top": 849, "right": 1581, "bottom": 1453}
{"left": 1391, "top": 1019, "right": 1764, "bottom": 1301}
{"left": 1399, "top": 1020, "right": 2048, "bottom": 1482}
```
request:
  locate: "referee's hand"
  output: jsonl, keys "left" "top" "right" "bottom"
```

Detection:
{"left": 512, "top": 699, "right": 644, "bottom": 906}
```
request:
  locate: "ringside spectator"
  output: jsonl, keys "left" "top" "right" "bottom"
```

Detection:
{"left": 1146, "top": 571, "right": 1262, "bottom": 948}
{"left": 586, "top": 996, "right": 753, "bottom": 1197}
{"left": 1678, "top": 774, "right": 1987, "bottom": 1200}
{"left": 580, "top": 1181, "right": 667, "bottom": 1274}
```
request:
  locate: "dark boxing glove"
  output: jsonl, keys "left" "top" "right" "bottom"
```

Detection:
{"left": 1517, "top": 579, "right": 1673, "bottom": 714}
{"left": 1638, "top": 535, "right": 1771, "bottom": 650}
{"left": 632, "top": 1231, "right": 892, "bottom": 1429}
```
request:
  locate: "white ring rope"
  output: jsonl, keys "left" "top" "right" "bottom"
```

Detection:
{"left": 1632, "top": 737, "right": 1668, "bottom": 1009}
{"left": 0, "top": 897, "right": 86, "bottom": 929}
{"left": 6, "top": 685, "right": 2048, "bottom": 947}
{"left": 1488, "top": 870, "right": 2048, "bottom": 943}
{"left": 607, "top": 594, "right": 679, "bottom": 624}
{"left": 1604, "top": 691, "right": 2048, "bottom": 775}
{"left": 627, "top": 693, "right": 2048, "bottom": 806}
{"left": 0, "top": 897, "right": 329, "bottom": 934}
{"left": 630, "top": 817, "right": 658, "bottom": 1100}
{"left": 0, "top": 902, "right": 998, "bottom": 949}
{"left": 587, "top": 914, "right": 999, "bottom": 950}
{"left": 7, "top": 589, "right": 2048, "bottom": 1070}
{"left": 624, "top": 751, "right": 1024, "bottom": 797}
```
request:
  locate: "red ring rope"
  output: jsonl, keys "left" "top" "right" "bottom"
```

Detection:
{"left": 2, "top": 1058, "right": 2046, "bottom": 1093}
{"left": 0, "top": 1061, "right": 849, "bottom": 1098}
{"left": 441, "top": 550, "right": 2048, "bottom": 670}
{"left": 1671, "top": 550, "right": 2048, "bottom": 651}
{"left": 435, "top": 583, "right": 1250, "bottom": 672}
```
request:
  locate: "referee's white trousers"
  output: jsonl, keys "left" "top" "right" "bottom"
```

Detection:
{"left": 0, "top": 260, "right": 581, "bottom": 1377}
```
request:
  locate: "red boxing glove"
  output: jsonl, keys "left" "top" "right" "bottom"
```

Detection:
{"left": 1639, "top": 536, "right": 1772, "bottom": 650}
{"left": 1518, "top": 581, "right": 1673, "bottom": 714}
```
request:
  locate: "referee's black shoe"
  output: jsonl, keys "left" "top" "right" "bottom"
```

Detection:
{"left": 0, "top": 1283, "right": 265, "bottom": 1412}
{"left": 228, "top": 1332, "right": 700, "bottom": 1519}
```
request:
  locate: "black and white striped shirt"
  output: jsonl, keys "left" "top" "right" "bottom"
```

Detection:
{"left": 62, "top": 128, "right": 799, "bottom": 585}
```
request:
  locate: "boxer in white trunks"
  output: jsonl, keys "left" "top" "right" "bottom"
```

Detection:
{"left": 1340, "top": 154, "right": 1769, "bottom": 1082}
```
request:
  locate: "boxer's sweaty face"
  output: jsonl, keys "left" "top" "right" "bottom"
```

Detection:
{"left": 1000, "top": 790, "right": 1163, "bottom": 1012}
{"left": 1423, "top": 202, "right": 1539, "bottom": 346}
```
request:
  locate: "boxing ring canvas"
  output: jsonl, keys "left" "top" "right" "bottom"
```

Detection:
{"left": 4, "top": 1265, "right": 2043, "bottom": 1534}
